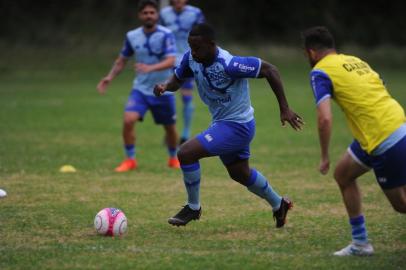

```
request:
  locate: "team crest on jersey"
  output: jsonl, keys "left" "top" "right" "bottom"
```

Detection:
{"left": 203, "top": 62, "right": 234, "bottom": 93}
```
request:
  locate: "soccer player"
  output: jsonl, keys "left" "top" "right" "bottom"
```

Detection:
{"left": 159, "top": 0, "right": 205, "bottom": 144}
{"left": 154, "top": 23, "right": 304, "bottom": 228}
{"left": 302, "top": 26, "right": 406, "bottom": 256}
{"left": 97, "top": 0, "right": 180, "bottom": 172}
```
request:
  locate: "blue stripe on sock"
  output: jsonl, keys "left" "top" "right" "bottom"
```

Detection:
{"left": 246, "top": 169, "right": 257, "bottom": 186}
{"left": 350, "top": 215, "right": 365, "bottom": 226}
{"left": 182, "top": 95, "right": 193, "bottom": 103}
{"left": 181, "top": 163, "right": 200, "bottom": 172}
{"left": 353, "top": 235, "right": 367, "bottom": 240}
{"left": 350, "top": 215, "right": 368, "bottom": 244}
{"left": 352, "top": 228, "right": 366, "bottom": 235}
{"left": 185, "top": 179, "right": 200, "bottom": 187}
{"left": 262, "top": 181, "right": 268, "bottom": 191}
{"left": 168, "top": 147, "right": 177, "bottom": 157}
{"left": 125, "top": 144, "right": 134, "bottom": 150}
{"left": 124, "top": 144, "right": 135, "bottom": 158}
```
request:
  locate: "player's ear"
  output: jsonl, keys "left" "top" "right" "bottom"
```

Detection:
{"left": 308, "top": 49, "right": 317, "bottom": 59}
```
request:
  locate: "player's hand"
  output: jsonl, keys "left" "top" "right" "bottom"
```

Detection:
{"left": 154, "top": 84, "right": 166, "bottom": 97}
{"left": 319, "top": 157, "right": 330, "bottom": 175}
{"left": 135, "top": 63, "right": 154, "bottom": 74}
{"left": 97, "top": 77, "right": 111, "bottom": 95}
{"left": 280, "top": 108, "right": 304, "bottom": 131}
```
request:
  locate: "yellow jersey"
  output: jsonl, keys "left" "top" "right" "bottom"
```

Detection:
{"left": 311, "top": 53, "right": 406, "bottom": 153}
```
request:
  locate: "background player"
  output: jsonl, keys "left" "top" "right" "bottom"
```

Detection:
{"left": 160, "top": 0, "right": 205, "bottom": 144}
{"left": 302, "top": 26, "right": 406, "bottom": 256}
{"left": 97, "top": 0, "right": 180, "bottom": 172}
{"left": 154, "top": 23, "right": 304, "bottom": 228}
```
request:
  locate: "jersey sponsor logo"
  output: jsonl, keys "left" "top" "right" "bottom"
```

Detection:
{"left": 203, "top": 92, "right": 231, "bottom": 104}
{"left": 234, "top": 62, "right": 256, "bottom": 72}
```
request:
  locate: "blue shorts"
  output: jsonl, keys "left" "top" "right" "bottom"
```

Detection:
{"left": 196, "top": 120, "right": 255, "bottom": 165}
{"left": 125, "top": 89, "right": 176, "bottom": 125}
{"left": 181, "top": 78, "right": 194, "bottom": 90}
{"left": 348, "top": 135, "right": 406, "bottom": 189}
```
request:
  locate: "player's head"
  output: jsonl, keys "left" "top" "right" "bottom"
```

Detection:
{"left": 301, "top": 26, "right": 336, "bottom": 67}
{"left": 138, "top": 0, "right": 159, "bottom": 29}
{"left": 188, "top": 23, "right": 216, "bottom": 64}
{"left": 171, "top": 0, "right": 187, "bottom": 11}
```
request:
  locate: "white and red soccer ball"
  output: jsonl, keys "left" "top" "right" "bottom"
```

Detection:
{"left": 94, "top": 208, "right": 127, "bottom": 236}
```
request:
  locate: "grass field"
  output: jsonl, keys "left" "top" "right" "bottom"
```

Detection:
{"left": 0, "top": 46, "right": 405, "bottom": 269}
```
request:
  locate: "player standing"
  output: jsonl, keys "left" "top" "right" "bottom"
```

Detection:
{"left": 155, "top": 23, "right": 304, "bottom": 228}
{"left": 97, "top": 0, "right": 180, "bottom": 172}
{"left": 302, "top": 26, "right": 406, "bottom": 256}
{"left": 160, "top": 0, "right": 205, "bottom": 144}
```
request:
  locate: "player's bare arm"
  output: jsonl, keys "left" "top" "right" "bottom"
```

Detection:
{"left": 316, "top": 98, "right": 333, "bottom": 175}
{"left": 135, "top": 55, "right": 176, "bottom": 73}
{"left": 97, "top": 56, "right": 128, "bottom": 94}
{"left": 154, "top": 74, "right": 184, "bottom": 96}
{"left": 258, "top": 60, "right": 304, "bottom": 130}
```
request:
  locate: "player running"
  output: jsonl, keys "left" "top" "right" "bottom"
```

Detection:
{"left": 155, "top": 23, "right": 304, "bottom": 228}
{"left": 302, "top": 26, "right": 406, "bottom": 256}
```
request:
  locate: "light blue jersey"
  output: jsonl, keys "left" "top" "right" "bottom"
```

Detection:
{"left": 175, "top": 47, "right": 261, "bottom": 123}
{"left": 160, "top": 5, "right": 205, "bottom": 65}
{"left": 121, "top": 25, "right": 176, "bottom": 96}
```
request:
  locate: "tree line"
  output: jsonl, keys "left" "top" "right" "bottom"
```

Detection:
{"left": 1, "top": 0, "right": 405, "bottom": 47}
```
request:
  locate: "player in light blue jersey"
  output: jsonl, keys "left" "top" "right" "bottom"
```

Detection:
{"left": 160, "top": 0, "right": 205, "bottom": 144}
{"left": 97, "top": 0, "right": 181, "bottom": 172}
{"left": 154, "top": 23, "right": 304, "bottom": 227}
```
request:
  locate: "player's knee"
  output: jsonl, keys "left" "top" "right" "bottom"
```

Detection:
{"left": 123, "top": 117, "right": 136, "bottom": 127}
{"left": 177, "top": 146, "right": 192, "bottom": 164}
{"left": 228, "top": 170, "right": 250, "bottom": 185}
{"left": 333, "top": 170, "right": 343, "bottom": 185}
{"left": 333, "top": 169, "right": 350, "bottom": 188}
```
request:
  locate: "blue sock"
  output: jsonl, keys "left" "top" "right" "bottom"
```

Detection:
{"left": 181, "top": 95, "right": 194, "bottom": 139}
{"left": 246, "top": 169, "right": 282, "bottom": 211}
{"left": 350, "top": 215, "right": 369, "bottom": 245}
{"left": 125, "top": 144, "right": 135, "bottom": 159}
{"left": 181, "top": 162, "right": 200, "bottom": 210}
{"left": 167, "top": 146, "right": 177, "bottom": 158}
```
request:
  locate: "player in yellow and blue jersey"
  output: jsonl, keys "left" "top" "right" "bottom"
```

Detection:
{"left": 97, "top": 0, "right": 180, "bottom": 172}
{"left": 155, "top": 23, "right": 304, "bottom": 228}
{"left": 302, "top": 26, "right": 406, "bottom": 256}
{"left": 160, "top": 0, "right": 205, "bottom": 144}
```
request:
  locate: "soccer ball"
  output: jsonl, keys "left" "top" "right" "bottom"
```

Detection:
{"left": 94, "top": 208, "right": 127, "bottom": 236}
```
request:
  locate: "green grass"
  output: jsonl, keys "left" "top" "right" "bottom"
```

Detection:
{"left": 0, "top": 46, "right": 405, "bottom": 269}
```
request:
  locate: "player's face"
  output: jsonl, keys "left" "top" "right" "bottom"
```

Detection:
{"left": 188, "top": 36, "right": 215, "bottom": 64}
{"left": 139, "top": 5, "right": 159, "bottom": 29}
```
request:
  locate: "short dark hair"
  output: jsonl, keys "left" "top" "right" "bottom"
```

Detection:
{"left": 189, "top": 23, "right": 216, "bottom": 41}
{"left": 301, "top": 26, "right": 335, "bottom": 50}
{"left": 138, "top": 0, "right": 159, "bottom": 12}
